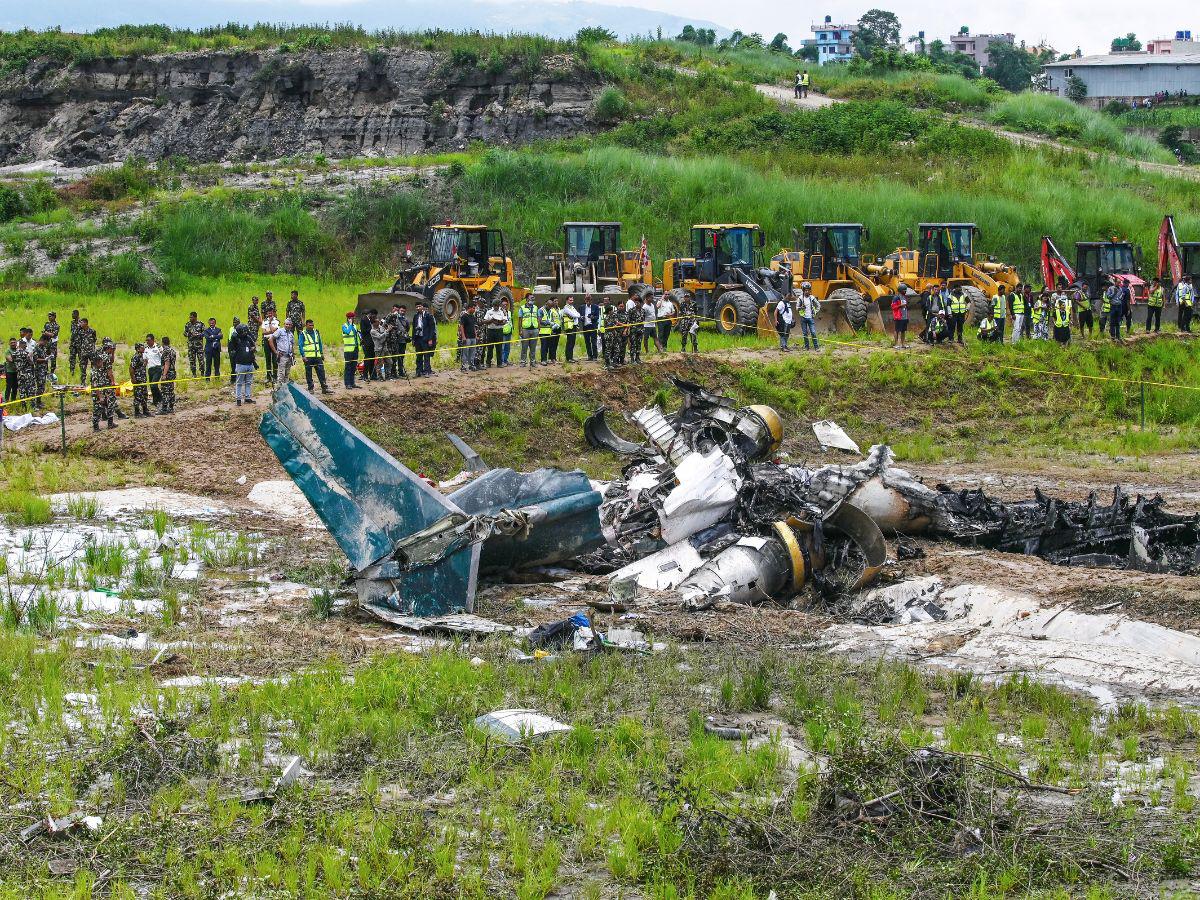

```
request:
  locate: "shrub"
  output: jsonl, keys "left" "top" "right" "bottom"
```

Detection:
{"left": 593, "top": 86, "right": 631, "bottom": 123}
{"left": 0, "top": 184, "right": 23, "bottom": 222}
{"left": 50, "top": 251, "right": 160, "bottom": 294}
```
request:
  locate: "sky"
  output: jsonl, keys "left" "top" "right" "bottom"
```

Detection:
{"left": 6, "top": 0, "right": 1197, "bottom": 58}
{"left": 630, "top": 0, "right": 1194, "bottom": 57}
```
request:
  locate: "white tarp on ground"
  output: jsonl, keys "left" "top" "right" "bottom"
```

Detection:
{"left": 823, "top": 583, "right": 1200, "bottom": 706}
{"left": 3, "top": 412, "right": 59, "bottom": 432}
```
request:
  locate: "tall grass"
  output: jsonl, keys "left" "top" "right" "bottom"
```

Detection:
{"left": 1112, "top": 105, "right": 1200, "bottom": 128}
{"left": 987, "top": 93, "right": 1176, "bottom": 164}
{"left": 458, "top": 145, "right": 1200, "bottom": 278}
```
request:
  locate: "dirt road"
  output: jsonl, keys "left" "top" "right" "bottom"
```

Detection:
{"left": 749, "top": 76, "right": 1200, "bottom": 182}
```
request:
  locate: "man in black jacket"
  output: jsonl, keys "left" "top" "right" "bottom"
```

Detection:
{"left": 411, "top": 302, "right": 438, "bottom": 377}
{"left": 203, "top": 318, "right": 223, "bottom": 379}
{"left": 229, "top": 323, "right": 258, "bottom": 406}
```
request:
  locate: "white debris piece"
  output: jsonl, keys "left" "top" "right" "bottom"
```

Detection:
{"left": 609, "top": 542, "right": 705, "bottom": 592}
{"left": 474, "top": 709, "right": 571, "bottom": 742}
{"left": 812, "top": 420, "right": 861, "bottom": 454}
{"left": 861, "top": 576, "right": 945, "bottom": 624}
{"left": 659, "top": 449, "right": 741, "bottom": 545}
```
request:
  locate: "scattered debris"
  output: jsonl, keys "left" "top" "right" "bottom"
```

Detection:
{"left": 237, "top": 755, "right": 304, "bottom": 803}
{"left": 2, "top": 411, "right": 60, "bottom": 432}
{"left": 851, "top": 576, "right": 945, "bottom": 625}
{"left": 20, "top": 812, "right": 103, "bottom": 843}
{"left": 528, "top": 613, "right": 591, "bottom": 650}
{"left": 446, "top": 432, "right": 489, "bottom": 473}
{"left": 703, "top": 719, "right": 751, "bottom": 741}
{"left": 812, "top": 419, "right": 861, "bottom": 455}
{"left": 358, "top": 609, "right": 514, "bottom": 636}
{"left": 473, "top": 709, "right": 571, "bottom": 742}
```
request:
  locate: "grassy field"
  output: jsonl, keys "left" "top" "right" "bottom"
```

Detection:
{"left": 1113, "top": 105, "right": 1200, "bottom": 129}
{"left": 986, "top": 93, "right": 1175, "bottom": 163}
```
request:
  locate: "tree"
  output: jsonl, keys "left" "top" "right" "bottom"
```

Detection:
{"left": 1111, "top": 33, "right": 1141, "bottom": 52}
{"left": 927, "top": 38, "right": 946, "bottom": 60}
{"left": 906, "top": 32, "right": 926, "bottom": 55}
{"left": 796, "top": 43, "right": 819, "bottom": 62}
{"left": 769, "top": 32, "right": 791, "bottom": 53}
{"left": 1065, "top": 75, "right": 1088, "bottom": 102}
{"left": 575, "top": 27, "right": 616, "bottom": 45}
{"left": 983, "top": 43, "right": 1042, "bottom": 91}
{"left": 675, "top": 25, "right": 715, "bottom": 45}
{"left": 855, "top": 8, "right": 902, "bottom": 58}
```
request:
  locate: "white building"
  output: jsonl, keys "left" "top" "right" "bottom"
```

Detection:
{"left": 1044, "top": 53, "right": 1200, "bottom": 107}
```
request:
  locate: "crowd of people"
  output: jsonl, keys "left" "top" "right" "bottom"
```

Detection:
{"left": 4, "top": 274, "right": 1195, "bottom": 429}
{"left": 881, "top": 275, "right": 1196, "bottom": 349}
{"left": 0, "top": 287, "right": 707, "bottom": 429}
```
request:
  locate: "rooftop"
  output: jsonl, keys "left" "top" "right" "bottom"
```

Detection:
{"left": 1045, "top": 52, "right": 1200, "bottom": 68}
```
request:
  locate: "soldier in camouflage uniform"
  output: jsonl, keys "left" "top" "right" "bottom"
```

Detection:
{"left": 68, "top": 310, "right": 81, "bottom": 378}
{"left": 130, "top": 342, "right": 152, "bottom": 417}
{"left": 90, "top": 339, "right": 118, "bottom": 431}
{"left": 612, "top": 303, "right": 629, "bottom": 367}
{"left": 625, "top": 296, "right": 644, "bottom": 364}
{"left": 183, "top": 312, "right": 205, "bottom": 377}
{"left": 159, "top": 337, "right": 178, "bottom": 414}
{"left": 77, "top": 318, "right": 97, "bottom": 386}
{"left": 32, "top": 334, "right": 51, "bottom": 410}
{"left": 43, "top": 312, "right": 60, "bottom": 374}
{"left": 13, "top": 335, "right": 35, "bottom": 411}
{"left": 677, "top": 297, "right": 699, "bottom": 354}
{"left": 285, "top": 290, "right": 306, "bottom": 334}
{"left": 600, "top": 301, "right": 618, "bottom": 370}
{"left": 247, "top": 296, "right": 263, "bottom": 345}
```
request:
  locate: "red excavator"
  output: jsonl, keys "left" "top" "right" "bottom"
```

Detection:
{"left": 1158, "top": 215, "right": 1200, "bottom": 289}
{"left": 1040, "top": 235, "right": 1148, "bottom": 304}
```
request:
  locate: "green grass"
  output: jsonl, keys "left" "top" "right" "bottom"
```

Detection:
{"left": 1113, "top": 105, "right": 1200, "bottom": 128}
{"left": 987, "top": 92, "right": 1177, "bottom": 163}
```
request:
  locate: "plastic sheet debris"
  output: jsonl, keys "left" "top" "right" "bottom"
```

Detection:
{"left": 3, "top": 411, "right": 59, "bottom": 431}
{"left": 812, "top": 420, "right": 861, "bottom": 455}
{"left": 474, "top": 709, "right": 571, "bottom": 742}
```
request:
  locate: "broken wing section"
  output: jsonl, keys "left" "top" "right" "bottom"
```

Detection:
{"left": 260, "top": 383, "right": 478, "bottom": 615}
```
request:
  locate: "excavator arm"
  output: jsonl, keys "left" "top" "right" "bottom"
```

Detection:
{"left": 1160, "top": 215, "right": 1184, "bottom": 286}
{"left": 1041, "top": 236, "right": 1076, "bottom": 290}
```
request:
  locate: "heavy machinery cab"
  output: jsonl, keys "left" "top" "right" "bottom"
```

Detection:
{"left": 1075, "top": 240, "right": 1147, "bottom": 300}
{"left": 917, "top": 223, "right": 977, "bottom": 279}
{"left": 800, "top": 223, "right": 865, "bottom": 281}
{"left": 427, "top": 225, "right": 504, "bottom": 276}
{"left": 690, "top": 225, "right": 766, "bottom": 282}
{"left": 1180, "top": 243, "right": 1200, "bottom": 279}
{"left": 535, "top": 222, "right": 652, "bottom": 297}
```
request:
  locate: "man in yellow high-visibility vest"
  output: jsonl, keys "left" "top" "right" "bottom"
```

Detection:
{"left": 341, "top": 311, "right": 362, "bottom": 390}
{"left": 298, "top": 318, "right": 331, "bottom": 394}
{"left": 518, "top": 296, "right": 540, "bottom": 368}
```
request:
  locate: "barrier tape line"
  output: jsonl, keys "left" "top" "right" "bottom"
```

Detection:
{"left": 1, "top": 314, "right": 1196, "bottom": 413}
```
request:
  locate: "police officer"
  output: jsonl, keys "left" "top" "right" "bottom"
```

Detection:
{"left": 625, "top": 291, "right": 644, "bottom": 363}
{"left": 1147, "top": 281, "right": 1165, "bottom": 333}
{"left": 948, "top": 286, "right": 968, "bottom": 344}
{"left": 299, "top": 319, "right": 332, "bottom": 392}
{"left": 1177, "top": 275, "right": 1195, "bottom": 333}
{"left": 517, "top": 295, "right": 540, "bottom": 368}
{"left": 341, "top": 312, "right": 362, "bottom": 389}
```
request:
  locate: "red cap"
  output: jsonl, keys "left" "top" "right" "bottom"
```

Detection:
{"left": 346, "top": 312, "right": 356, "bottom": 318}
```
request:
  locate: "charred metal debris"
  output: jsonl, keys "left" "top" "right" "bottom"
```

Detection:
{"left": 262, "top": 378, "right": 1200, "bottom": 620}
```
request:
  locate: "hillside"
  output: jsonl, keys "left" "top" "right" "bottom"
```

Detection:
{"left": 1, "top": 48, "right": 600, "bottom": 164}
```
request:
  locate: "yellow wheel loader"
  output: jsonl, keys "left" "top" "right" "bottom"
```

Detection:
{"left": 770, "top": 224, "right": 889, "bottom": 333}
{"left": 661, "top": 224, "right": 789, "bottom": 335}
{"left": 534, "top": 222, "right": 654, "bottom": 301}
{"left": 867, "top": 223, "right": 1021, "bottom": 332}
{"left": 357, "top": 224, "right": 526, "bottom": 323}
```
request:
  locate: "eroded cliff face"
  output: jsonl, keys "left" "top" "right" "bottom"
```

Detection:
{"left": 0, "top": 49, "right": 602, "bottom": 164}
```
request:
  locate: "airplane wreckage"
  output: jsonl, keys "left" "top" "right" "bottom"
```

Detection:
{"left": 260, "top": 380, "right": 1200, "bottom": 619}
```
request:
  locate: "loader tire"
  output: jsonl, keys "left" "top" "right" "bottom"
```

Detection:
{"left": 486, "top": 286, "right": 514, "bottom": 307}
{"left": 432, "top": 287, "right": 463, "bottom": 323}
{"left": 715, "top": 290, "right": 759, "bottom": 336}
{"left": 829, "top": 287, "right": 868, "bottom": 331}
{"left": 963, "top": 285, "right": 990, "bottom": 326}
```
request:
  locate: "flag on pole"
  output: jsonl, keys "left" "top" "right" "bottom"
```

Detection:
{"left": 639, "top": 235, "right": 650, "bottom": 269}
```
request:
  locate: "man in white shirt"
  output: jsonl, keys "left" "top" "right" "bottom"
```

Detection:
{"left": 796, "top": 282, "right": 821, "bottom": 351}
{"left": 641, "top": 296, "right": 657, "bottom": 353}
{"left": 142, "top": 334, "right": 164, "bottom": 409}
{"left": 773, "top": 292, "right": 795, "bottom": 351}
{"left": 482, "top": 300, "right": 509, "bottom": 368}
{"left": 655, "top": 295, "right": 676, "bottom": 352}
{"left": 561, "top": 298, "right": 582, "bottom": 362}
{"left": 260, "top": 309, "right": 281, "bottom": 384}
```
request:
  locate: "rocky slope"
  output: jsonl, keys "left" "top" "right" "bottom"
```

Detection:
{"left": 0, "top": 49, "right": 603, "bottom": 164}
